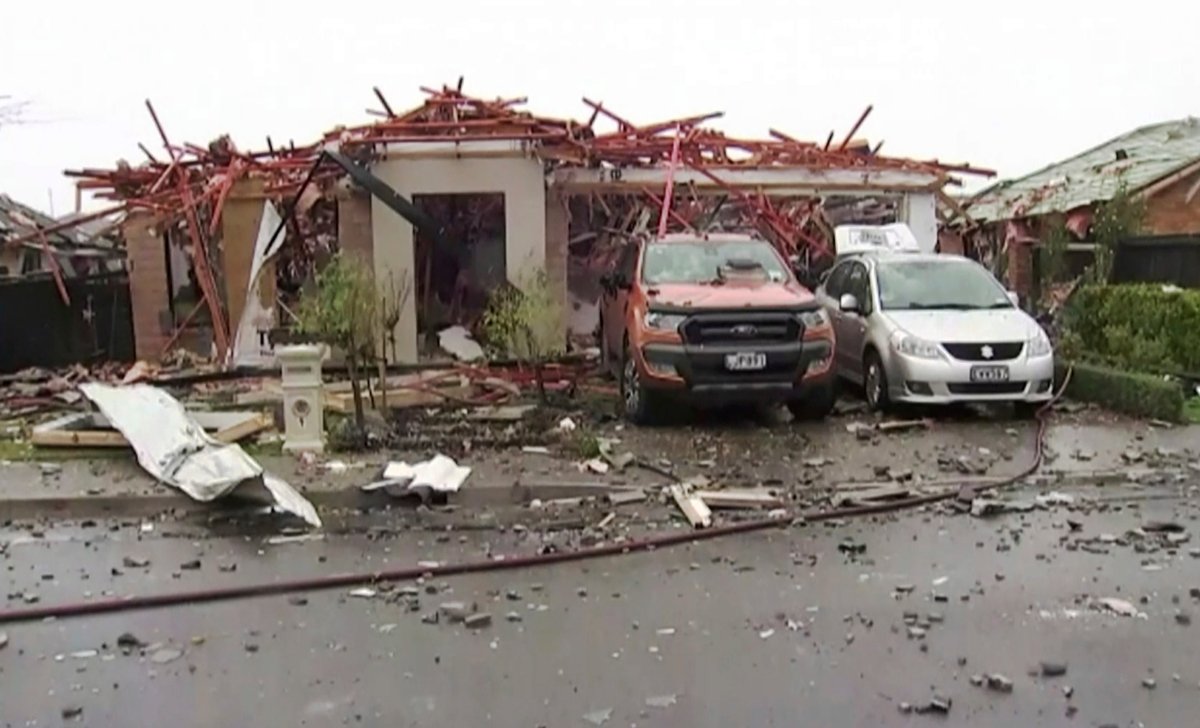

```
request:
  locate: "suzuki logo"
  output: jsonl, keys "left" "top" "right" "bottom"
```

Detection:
{"left": 731, "top": 324, "right": 758, "bottom": 337}
{"left": 980, "top": 345, "right": 994, "bottom": 359}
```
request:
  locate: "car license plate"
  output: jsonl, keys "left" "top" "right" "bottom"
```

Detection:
{"left": 970, "top": 365, "right": 1010, "bottom": 383}
{"left": 725, "top": 352, "right": 767, "bottom": 371}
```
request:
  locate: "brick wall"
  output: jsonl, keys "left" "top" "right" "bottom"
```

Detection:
{"left": 1143, "top": 168, "right": 1200, "bottom": 235}
{"left": 221, "top": 178, "right": 266, "bottom": 330}
{"left": 1007, "top": 240, "right": 1034, "bottom": 302}
{"left": 123, "top": 212, "right": 171, "bottom": 360}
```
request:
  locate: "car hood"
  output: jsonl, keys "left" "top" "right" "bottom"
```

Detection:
{"left": 883, "top": 308, "right": 1037, "bottom": 343}
{"left": 647, "top": 281, "right": 814, "bottom": 309}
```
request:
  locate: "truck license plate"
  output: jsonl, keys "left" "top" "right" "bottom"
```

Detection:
{"left": 725, "top": 352, "right": 767, "bottom": 371}
{"left": 970, "top": 365, "right": 1010, "bottom": 382}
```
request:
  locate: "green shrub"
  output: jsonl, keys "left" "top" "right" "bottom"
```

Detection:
{"left": 1065, "top": 284, "right": 1200, "bottom": 373}
{"left": 1056, "top": 361, "right": 1185, "bottom": 422}
{"left": 482, "top": 270, "right": 565, "bottom": 402}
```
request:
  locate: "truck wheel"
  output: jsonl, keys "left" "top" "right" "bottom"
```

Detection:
{"left": 620, "top": 344, "right": 655, "bottom": 424}
{"left": 788, "top": 382, "right": 836, "bottom": 421}
{"left": 864, "top": 350, "right": 891, "bottom": 412}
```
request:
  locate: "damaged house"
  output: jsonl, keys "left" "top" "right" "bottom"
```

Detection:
{"left": 16, "top": 82, "right": 989, "bottom": 368}
{"left": 0, "top": 194, "right": 130, "bottom": 372}
{"left": 949, "top": 117, "right": 1200, "bottom": 299}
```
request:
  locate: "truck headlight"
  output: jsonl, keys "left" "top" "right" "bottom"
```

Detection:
{"left": 798, "top": 309, "right": 830, "bottom": 329}
{"left": 643, "top": 311, "right": 687, "bottom": 332}
{"left": 891, "top": 332, "right": 942, "bottom": 360}
{"left": 1027, "top": 330, "right": 1052, "bottom": 357}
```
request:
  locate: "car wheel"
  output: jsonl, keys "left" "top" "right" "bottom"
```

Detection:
{"left": 864, "top": 351, "right": 890, "bottom": 412}
{"left": 788, "top": 382, "right": 837, "bottom": 421}
{"left": 620, "top": 344, "right": 654, "bottom": 424}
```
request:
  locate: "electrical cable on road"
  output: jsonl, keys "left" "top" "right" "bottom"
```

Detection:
{"left": 0, "top": 369, "right": 1072, "bottom": 625}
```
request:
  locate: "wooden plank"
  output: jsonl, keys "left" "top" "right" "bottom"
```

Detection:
{"left": 877, "top": 419, "right": 930, "bottom": 433}
{"left": 30, "top": 427, "right": 128, "bottom": 448}
{"left": 32, "top": 409, "right": 272, "bottom": 448}
{"left": 213, "top": 411, "right": 273, "bottom": 444}
{"left": 669, "top": 484, "right": 713, "bottom": 528}
{"left": 832, "top": 485, "right": 911, "bottom": 509}
{"left": 324, "top": 385, "right": 471, "bottom": 413}
{"left": 695, "top": 488, "right": 784, "bottom": 510}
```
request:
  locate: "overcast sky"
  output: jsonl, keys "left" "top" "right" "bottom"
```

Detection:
{"left": 1, "top": 0, "right": 1197, "bottom": 215}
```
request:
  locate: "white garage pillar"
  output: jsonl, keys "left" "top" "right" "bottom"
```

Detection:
{"left": 900, "top": 191, "right": 938, "bottom": 253}
{"left": 369, "top": 153, "right": 547, "bottom": 363}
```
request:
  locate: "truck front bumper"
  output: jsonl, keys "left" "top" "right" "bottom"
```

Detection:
{"left": 639, "top": 339, "right": 834, "bottom": 403}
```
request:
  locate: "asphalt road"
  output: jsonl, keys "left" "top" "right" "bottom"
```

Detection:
{"left": 2, "top": 478, "right": 1199, "bottom": 727}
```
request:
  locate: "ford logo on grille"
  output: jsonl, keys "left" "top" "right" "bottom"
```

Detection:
{"left": 731, "top": 324, "right": 757, "bottom": 337}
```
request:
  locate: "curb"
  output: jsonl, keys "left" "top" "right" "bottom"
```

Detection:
{"left": 0, "top": 481, "right": 638, "bottom": 522}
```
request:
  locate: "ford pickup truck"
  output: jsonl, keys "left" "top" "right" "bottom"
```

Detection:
{"left": 597, "top": 232, "right": 836, "bottom": 423}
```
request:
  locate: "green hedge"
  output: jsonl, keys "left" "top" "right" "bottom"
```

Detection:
{"left": 1057, "top": 361, "right": 1184, "bottom": 422}
{"left": 1066, "top": 284, "right": 1200, "bottom": 373}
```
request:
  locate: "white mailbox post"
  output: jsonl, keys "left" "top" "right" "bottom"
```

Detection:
{"left": 276, "top": 344, "right": 326, "bottom": 453}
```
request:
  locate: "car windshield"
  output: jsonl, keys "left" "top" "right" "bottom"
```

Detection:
{"left": 641, "top": 240, "right": 788, "bottom": 285}
{"left": 876, "top": 258, "right": 1012, "bottom": 310}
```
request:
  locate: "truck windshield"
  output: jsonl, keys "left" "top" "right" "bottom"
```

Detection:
{"left": 876, "top": 258, "right": 1012, "bottom": 310}
{"left": 642, "top": 240, "right": 788, "bottom": 285}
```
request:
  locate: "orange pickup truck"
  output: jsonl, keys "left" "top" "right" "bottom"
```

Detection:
{"left": 598, "top": 232, "right": 837, "bottom": 423}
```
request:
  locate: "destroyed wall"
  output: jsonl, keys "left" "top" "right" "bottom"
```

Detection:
{"left": 124, "top": 212, "right": 171, "bottom": 361}
{"left": 369, "top": 153, "right": 547, "bottom": 364}
{"left": 1142, "top": 167, "right": 1200, "bottom": 235}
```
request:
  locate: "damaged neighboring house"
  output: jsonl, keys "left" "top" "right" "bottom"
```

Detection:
{"left": 23, "top": 82, "right": 989, "bottom": 368}
{"left": 0, "top": 194, "right": 132, "bottom": 372}
{"left": 949, "top": 117, "right": 1200, "bottom": 299}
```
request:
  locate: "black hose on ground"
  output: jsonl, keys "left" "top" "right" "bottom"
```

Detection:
{"left": 0, "top": 370, "right": 1071, "bottom": 625}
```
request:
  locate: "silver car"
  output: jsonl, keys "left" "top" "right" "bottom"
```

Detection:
{"left": 815, "top": 252, "right": 1054, "bottom": 413}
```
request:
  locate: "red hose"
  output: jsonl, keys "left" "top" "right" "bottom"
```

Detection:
{"left": 0, "top": 370, "right": 1069, "bottom": 625}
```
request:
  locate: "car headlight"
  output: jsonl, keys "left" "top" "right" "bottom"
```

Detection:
{"left": 798, "top": 308, "right": 830, "bottom": 329}
{"left": 643, "top": 310, "right": 687, "bottom": 332}
{"left": 1027, "top": 330, "right": 1052, "bottom": 357}
{"left": 891, "top": 331, "right": 942, "bottom": 360}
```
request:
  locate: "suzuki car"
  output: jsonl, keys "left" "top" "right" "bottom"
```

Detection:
{"left": 597, "top": 233, "right": 837, "bottom": 423}
{"left": 814, "top": 252, "right": 1054, "bottom": 414}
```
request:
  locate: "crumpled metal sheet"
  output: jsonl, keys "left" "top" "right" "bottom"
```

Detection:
{"left": 78, "top": 383, "right": 320, "bottom": 527}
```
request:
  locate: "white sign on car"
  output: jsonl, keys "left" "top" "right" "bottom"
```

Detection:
{"left": 833, "top": 223, "right": 921, "bottom": 256}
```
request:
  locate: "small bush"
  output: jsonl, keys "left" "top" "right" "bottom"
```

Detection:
{"left": 1057, "top": 361, "right": 1185, "bottom": 422}
{"left": 1065, "top": 284, "right": 1200, "bottom": 373}
{"left": 482, "top": 270, "right": 565, "bottom": 402}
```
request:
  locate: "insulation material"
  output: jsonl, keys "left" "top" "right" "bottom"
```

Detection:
{"left": 78, "top": 383, "right": 320, "bottom": 527}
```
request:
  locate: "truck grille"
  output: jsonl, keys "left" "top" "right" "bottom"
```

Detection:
{"left": 942, "top": 342, "right": 1024, "bottom": 361}
{"left": 680, "top": 312, "right": 802, "bottom": 346}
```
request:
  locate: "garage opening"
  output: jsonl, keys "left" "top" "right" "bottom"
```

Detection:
{"left": 411, "top": 193, "right": 506, "bottom": 352}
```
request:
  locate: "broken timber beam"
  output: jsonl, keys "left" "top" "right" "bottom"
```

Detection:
{"left": 668, "top": 484, "right": 713, "bottom": 528}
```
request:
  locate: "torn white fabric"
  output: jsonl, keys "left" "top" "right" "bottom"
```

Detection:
{"left": 79, "top": 383, "right": 320, "bottom": 527}
{"left": 364, "top": 454, "right": 471, "bottom": 496}
{"left": 231, "top": 201, "right": 284, "bottom": 368}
